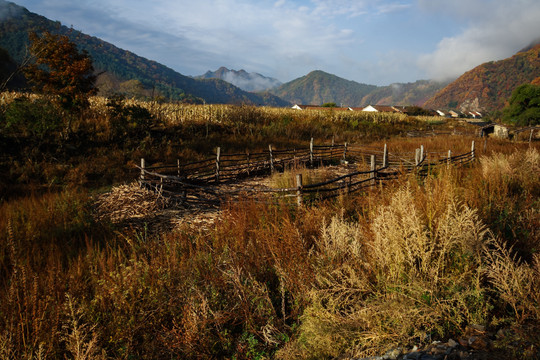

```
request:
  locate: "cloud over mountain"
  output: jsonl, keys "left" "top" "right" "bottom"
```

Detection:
{"left": 418, "top": 0, "right": 540, "bottom": 81}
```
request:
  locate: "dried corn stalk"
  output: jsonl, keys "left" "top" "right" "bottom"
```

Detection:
{"left": 94, "top": 183, "right": 169, "bottom": 223}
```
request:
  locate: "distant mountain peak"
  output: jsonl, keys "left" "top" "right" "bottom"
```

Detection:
{"left": 271, "top": 70, "right": 378, "bottom": 107}
{"left": 197, "top": 67, "right": 282, "bottom": 92}
{"left": 0, "top": 1, "right": 290, "bottom": 106}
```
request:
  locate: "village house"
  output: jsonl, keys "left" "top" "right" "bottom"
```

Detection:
{"left": 360, "top": 105, "right": 403, "bottom": 113}
{"left": 448, "top": 110, "right": 460, "bottom": 118}
{"left": 436, "top": 110, "right": 447, "bottom": 117}
{"left": 291, "top": 104, "right": 317, "bottom": 110}
{"left": 291, "top": 104, "right": 350, "bottom": 111}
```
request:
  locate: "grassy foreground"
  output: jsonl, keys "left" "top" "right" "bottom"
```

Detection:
{"left": 0, "top": 95, "right": 539, "bottom": 359}
{"left": 1, "top": 146, "right": 538, "bottom": 359}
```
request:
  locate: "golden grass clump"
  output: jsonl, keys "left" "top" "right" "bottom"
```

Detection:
{"left": 485, "top": 242, "right": 540, "bottom": 324}
{"left": 480, "top": 147, "right": 539, "bottom": 192}
{"left": 281, "top": 183, "right": 494, "bottom": 359}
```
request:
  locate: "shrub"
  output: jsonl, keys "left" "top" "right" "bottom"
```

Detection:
{"left": 106, "top": 95, "right": 154, "bottom": 141}
{"left": 282, "top": 184, "right": 493, "bottom": 358}
{"left": 2, "top": 96, "right": 62, "bottom": 140}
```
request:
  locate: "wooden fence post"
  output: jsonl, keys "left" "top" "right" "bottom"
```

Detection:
{"left": 296, "top": 174, "right": 303, "bottom": 207}
{"left": 140, "top": 158, "right": 145, "bottom": 182}
{"left": 331, "top": 136, "right": 335, "bottom": 161}
{"left": 471, "top": 141, "right": 475, "bottom": 161}
{"left": 177, "top": 159, "right": 180, "bottom": 177}
{"left": 269, "top": 144, "right": 274, "bottom": 174}
{"left": 246, "top": 151, "right": 251, "bottom": 176}
{"left": 310, "top": 138, "right": 314, "bottom": 166}
{"left": 370, "top": 155, "right": 376, "bottom": 185}
{"left": 529, "top": 129, "right": 534, "bottom": 145}
{"left": 383, "top": 144, "right": 388, "bottom": 168}
{"left": 347, "top": 175, "right": 352, "bottom": 193}
{"left": 215, "top": 147, "right": 221, "bottom": 182}
{"left": 420, "top": 145, "right": 424, "bottom": 162}
{"left": 447, "top": 150, "right": 452, "bottom": 167}
{"left": 415, "top": 148, "right": 420, "bottom": 166}
{"left": 343, "top": 142, "right": 348, "bottom": 162}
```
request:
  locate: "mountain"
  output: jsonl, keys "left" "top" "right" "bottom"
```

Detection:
{"left": 424, "top": 44, "right": 540, "bottom": 112}
{"left": 0, "top": 0, "right": 289, "bottom": 106}
{"left": 360, "top": 80, "right": 449, "bottom": 107}
{"left": 197, "top": 67, "right": 282, "bottom": 92}
{"left": 271, "top": 70, "right": 378, "bottom": 107}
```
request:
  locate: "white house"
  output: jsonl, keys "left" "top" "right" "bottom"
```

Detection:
{"left": 436, "top": 110, "right": 446, "bottom": 117}
{"left": 361, "top": 105, "right": 402, "bottom": 113}
{"left": 448, "top": 110, "right": 460, "bottom": 118}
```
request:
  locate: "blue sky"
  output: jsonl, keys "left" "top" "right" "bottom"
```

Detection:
{"left": 11, "top": 0, "right": 540, "bottom": 85}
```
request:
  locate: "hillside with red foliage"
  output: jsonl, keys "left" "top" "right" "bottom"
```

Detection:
{"left": 424, "top": 44, "right": 540, "bottom": 112}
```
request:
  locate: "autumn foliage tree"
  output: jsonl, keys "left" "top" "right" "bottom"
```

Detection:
{"left": 24, "top": 31, "right": 97, "bottom": 113}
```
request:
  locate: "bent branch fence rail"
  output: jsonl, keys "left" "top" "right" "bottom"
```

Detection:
{"left": 137, "top": 139, "right": 476, "bottom": 207}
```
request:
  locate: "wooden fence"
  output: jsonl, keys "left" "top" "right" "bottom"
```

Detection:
{"left": 138, "top": 139, "right": 476, "bottom": 207}
{"left": 512, "top": 126, "right": 540, "bottom": 143}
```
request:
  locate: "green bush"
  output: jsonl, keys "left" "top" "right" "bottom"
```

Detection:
{"left": 2, "top": 96, "right": 62, "bottom": 140}
{"left": 106, "top": 95, "right": 154, "bottom": 140}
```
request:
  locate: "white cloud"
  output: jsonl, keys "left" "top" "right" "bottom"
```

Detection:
{"left": 310, "top": 0, "right": 370, "bottom": 17}
{"left": 22, "top": 0, "right": 535, "bottom": 85}
{"left": 376, "top": 3, "right": 411, "bottom": 14}
{"left": 418, "top": 0, "right": 540, "bottom": 80}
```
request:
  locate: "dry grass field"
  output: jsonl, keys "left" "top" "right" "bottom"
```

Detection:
{"left": 0, "top": 94, "right": 538, "bottom": 359}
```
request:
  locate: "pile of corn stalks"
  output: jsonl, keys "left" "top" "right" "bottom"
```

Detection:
{"left": 94, "top": 182, "right": 169, "bottom": 223}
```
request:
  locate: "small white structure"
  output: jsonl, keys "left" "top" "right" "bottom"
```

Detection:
{"left": 436, "top": 110, "right": 446, "bottom": 117}
{"left": 448, "top": 110, "right": 460, "bottom": 118}
{"left": 361, "top": 105, "right": 402, "bottom": 113}
{"left": 493, "top": 125, "right": 509, "bottom": 139}
{"left": 362, "top": 105, "right": 378, "bottom": 112}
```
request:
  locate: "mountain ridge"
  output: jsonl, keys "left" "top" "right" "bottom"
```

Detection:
{"left": 270, "top": 70, "right": 378, "bottom": 107}
{"left": 424, "top": 44, "right": 540, "bottom": 112}
{"left": 360, "top": 80, "right": 449, "bottom": 107}
{"left": 0, "top": 0, "right": 289, "bottom": 106}
{"left": 2, "top": 0, "right": 538, "bottom": 112}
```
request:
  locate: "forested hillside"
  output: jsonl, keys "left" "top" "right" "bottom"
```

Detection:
{"left": 0, "top": 0, "right": 289, "bottom": 105}
{"left": 271, "top": 70, "right": 378, "bottom": 106}
{"left": 424, "top": 44, "right": 540, "bottom": 112}
{"left": 360, "top": 80, "right": 448, "bottom": 107}
{"left": 0, "top": 46, "right": 26, "bottom": 90}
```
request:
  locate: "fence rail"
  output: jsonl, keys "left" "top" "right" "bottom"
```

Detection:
{"left": 138, "top": 139, "right": 477, "bottom": 207}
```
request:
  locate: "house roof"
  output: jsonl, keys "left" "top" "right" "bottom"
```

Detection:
{"left": 292, "top": 104, "right": 314, "bottom": 110}
{"left": 363, "top": 105, "right": 403, "bottom": 113}
{"left": 292, "top": 104, "right": 349, "bottom": 111}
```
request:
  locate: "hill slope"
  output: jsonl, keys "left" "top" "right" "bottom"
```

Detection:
{"left": 0, "top": 0, "right": 289, "bottom": 106}
{"left": 271, "top": 70, "right": 378, "bottom": 107}
{"left": 197, "top": 67, "right": 282, "bottom": 92}
{"left": 0, "top": 46, "right": 26, "bottom": 90}
{"left": 424, "top": 44, "right": 540, "bottom": 112}
{"left": 360, "top": 80, "right": 449, "bottom": 107}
